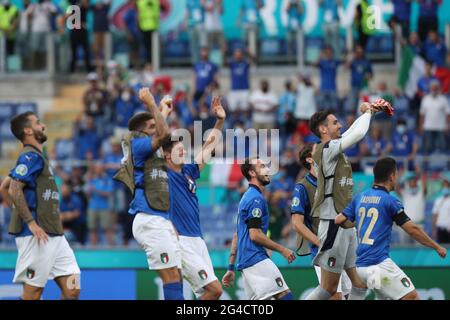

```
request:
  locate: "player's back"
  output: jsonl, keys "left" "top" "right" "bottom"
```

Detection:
{"left": 236, "top": 185, "right": 269, "bottom": 271}
{"left": 347, "top": 186, "right": 404, "bottom": 267}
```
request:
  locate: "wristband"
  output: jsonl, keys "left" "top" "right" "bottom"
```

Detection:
{"left": 228, "top": 264, "right": 235, "bottom": 271}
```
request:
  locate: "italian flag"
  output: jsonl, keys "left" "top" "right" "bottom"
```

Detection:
{"left": 398, "top": 46, "right": 450, "bottom": 97}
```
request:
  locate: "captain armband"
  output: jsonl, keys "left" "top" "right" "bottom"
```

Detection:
{"left": 247, "top": 217, "right": 262, "bottom": 229}
{"left": 393, "top": 210, "right": 411, "bottom": 226}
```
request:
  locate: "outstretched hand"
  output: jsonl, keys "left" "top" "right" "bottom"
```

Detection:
{"left": 138, "top": 88, "right": 156, "bottom": 108}
{"left": 211, "top": 96, "right": 226, "bottom": 120}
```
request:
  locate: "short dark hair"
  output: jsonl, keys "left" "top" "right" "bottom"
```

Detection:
{"left": 240, "top": 157, "right": 258, "bottom": 181}
{"left": 10, "top": 111, "right": 36, "bottom": 142}
{"left": 373, "top": 157, "right": 397, "bottom": 183}
{"left": 309, "top": 110, "right": 333, "bottom": 138}
{"left": 128, "top": 112, "right": 153, "bottom": 131}
{"left": 162, "top": 136, "right": 183, "bottom": 153}
{"left": 299, "top": 144, "right": 314, "bottom": 170}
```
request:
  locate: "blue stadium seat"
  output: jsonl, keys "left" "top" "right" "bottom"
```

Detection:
{"left": 16, "top": 102, "right": 37, "bottom": 115}
{"left": 54, "top": 138, "right": 75, "bottom": 160}
{"left": 0, "top": 121, "right": 14, "bottom": 140}
{"left": 0, "top": 103, "right": 15, "bottom": 122}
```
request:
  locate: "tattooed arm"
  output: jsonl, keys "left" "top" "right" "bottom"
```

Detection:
{"left": 9, "top": 179, "right": 48, "bottom": 244}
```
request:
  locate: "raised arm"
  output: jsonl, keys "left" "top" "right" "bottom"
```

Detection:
{"left": 194, "top": 96, "right": 226, "bottom": 171}
{"left": 340, "top": 103, "right": 373, "bottom": 151}
{"left": 138, "top": 88, "right": 171, "bottom": 150}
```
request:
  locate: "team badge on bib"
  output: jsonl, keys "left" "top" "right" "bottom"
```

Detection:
{"left": 328, "top": 257, "right": 336, "bottom": 268}
{"left": 198, "top": 270, "right": 208, "bottom": 280}
{"left": 15, "top": 164, "right": 28, "bottom": 176}
{"left": 401, "top": 277, "right": 411, "bottom": 288}
{"left": 26, "top": 268, "right": 35, "bottom": 279}
{"left": 251, "top": 208, "right": 262, "bottom": 218}
{"left": 275, "top": 277, "right": 284, "bottom": 287}
{"left": 160, "top": 253, "right": 169, "bottom": 264}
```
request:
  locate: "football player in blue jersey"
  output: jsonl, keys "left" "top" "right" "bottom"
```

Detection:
{"left": 163, "top": 96, "right": 226, "bottom": 300}
{"left": 222, "top": 157, "right": 296, "bottom": 300}
{"left": 336, "top": 157, "right": 447, "bottom": 300}
{"left": 291, "top": 144, "right": 351, "bottom": 299}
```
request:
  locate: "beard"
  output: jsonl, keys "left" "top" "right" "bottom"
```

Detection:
{"left": 256, "top": 174, "right": 270, "bottom": 186}
{"left": 33, "top": 129, "right": 47, "bottom": 144}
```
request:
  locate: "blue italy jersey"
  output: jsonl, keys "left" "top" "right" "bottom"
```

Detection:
{"left": 318, "top": 59, "right": 340, "bottom": 91}
{"left": 236, "top": 184, "right": 270, "bottom": 270}
{"left": 9, "top": 150, "right": 45, "bottom": 237}
{"left": 230, "top": 60, "right": 250, "bottom": 90}
{"left": 194, "top": 61, "right": 218, "bottom": 92}
{"left": 168, "top": 164, "right": 202, "bottom": 238}
{"left": 128, "top": 136, "right": 169, "bottom": 218}
{"left": 290, "top": 174, "right": 318, "bottom": 258}
{"left": 343, "top": 185, "right": 408, "bottom": 267}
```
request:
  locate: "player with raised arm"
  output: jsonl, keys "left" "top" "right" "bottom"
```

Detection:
{"left": 291, "top": 144, "right": 351, "bottom": 299}
{"left": 335, "top": 157, "right": 447, "bottom": 300}
{"left": 162, "top": 96, "right": 226, "bottom": 300}
{"left": 114, "top": 88, "right": 184, "bottom": 300}
{"left": 305, "top": 99, "right": 394, "bottom": 300}
{"left": 221, "top": 158, "right": 296, "bottom": 300}
{"left": 7, "top": 112, "right": 81, "bottom": 300}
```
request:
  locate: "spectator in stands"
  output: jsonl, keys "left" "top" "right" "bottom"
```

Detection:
{"left": 344, "top": 44, "right": 373, "bottom": 114}
{"left": 17, "top": 0, "right": 32, "bottom": 69}
{"left": 193, "top": 47, "right": 219, "bottom": 102}
{"left": 407, "top": 31, "right": 422, "bottom": 55}
{"left": 396, "top": 171, "right": 428, "bottom": 245}
{"left": 432, "top": 174, "right": 450, "bottom": 243}
{"left": 238, "top": 0, "right": 264, "bottom": 47}
{"left": 74, "top": 115, "right": 102, "bottom": 160}
{"left": 0, "top": 0, "right": 19, "bottom": 58}
{"left": 319, "top": 0, "right": 341, "bottom": 58}
{"left": 83, "top": 72, "right": 110, "bottom": 135}
{"left": 228, "top": 47, "right": 252, "bottom": 115}
{"left": 361, "top": 125, "right": 390, "bottom": 169}
{"left": 60, "top": 181, "right": 87, "bottom": 245}
{"left": 286, "top": 0, "right": 303, "bottom": 61}
{"left": 174, "top": 84, "right": 196, "bottom": 130}
{"left": 316, "top": 45, "right": 340, "bottom": 111}
{"left": 354, "top": 0, "right": 374, "bottom": 50}
{"left": 249, "top": 79, "right": 278, "bottom": 130}
{"left": 388, "top": 118, "right": 419, "bottom": 171}
{"left": 123, "top": 0, "right": 140, "bottom": 69}
{"left": 91, "top": 0, "right": 111, "bottom": 67}
{"left": 114, "top": 85, "right": 140, "bottom": 138}
{"left": 87, "top": 163, "right": 114, "bottom": 247}
{"left": 137, "top": 0, "right": 160, "bottom": 64}
{"left": 390, "top": 0, "right": 412, "bottom": 40}
{"left": 103, "top": 138, "right": 126, "bottom": 246}
{"left": 27, "top": 0, "right": 57, "bottom": 70}
{"left": 417, "top": 0, "right": 441, "bottom": 43}
{"left": 277, "top": 80, "right": 296, "bottom": 148}
{"left": 423, "top": 30, "right": 447, "bottom": 67}
{"left": 294, "top": 70, "right": 317, "bottom": 121}
{"left": 412, "top": 60, "right": 439, "bottom": 123}
{"left": 343, "top": 114, "right": 364, "bottom": 172}
{"left": 419, "top": 80, "right": 450, "bottom": 154}
{"left": 202, "top": 0, "right": 226, "bottom": 62}
{"left": 372, "top": 81, "right": 395, "bottom": 139}
{"left": 186, "top": 0, "right": 206, "bottom": 64}
{"left": 67, "top": 0, "right": 92, "bottom": 73}
{"left": 280, "top": 146, "right": 301, "bottom": 180}
{"left": 392, "top": 88, "right": 411, "bottom": 121}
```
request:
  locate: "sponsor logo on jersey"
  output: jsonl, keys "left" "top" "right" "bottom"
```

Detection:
{"left": 198, "top": 270, "right": 208, "bottom": 280}
{"left": 401, "top": 277, "right": 411, "bottom": 288}
{"left": 15, "top": 164, "right": 28, "bottom": 176}
{"left": 328, "top": 257, "right": 336, "bottom": 268}
{"left": 275, "top": 277, "right": 283, "bottom": 287}
{"left": 26, "top": 268, "right": 35, "bottom": 279}
{"left": 160, "top": 253, "right": 169, "bottom": 264}
{"left": 251, "top": 208, "right": 262, "bottom": 218}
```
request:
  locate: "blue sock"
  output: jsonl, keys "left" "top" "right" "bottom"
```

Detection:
{"left": 163, "top": 282, "right": 184, "bottom": 300}
{"left": 280, "top": 292, "right": 293, "bottom": 300}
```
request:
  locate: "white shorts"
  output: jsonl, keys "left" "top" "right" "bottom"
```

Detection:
{"left": 241, "top": 259, "right": 289, "bottom": 300}
{"left": 357, "top": 258, "right": 415, "bottom": 300}
{"left": 132, "top": 213, "right": 182, "bottom": 270}
{"left": 179, "top": 236, "right": 218, "bottom": 297}
{"left": 13, "top": 235, "right": 80, "bottom": 288}
{"left": 314, "top": 265, "right": 352, "bottom": 296}
{"left": 228, "top": 90, "right": 250, "bottom": 112}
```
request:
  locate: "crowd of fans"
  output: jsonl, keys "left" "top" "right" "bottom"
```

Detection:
{"left": 0, "top": 0, "right": 449, "bottom": 247}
